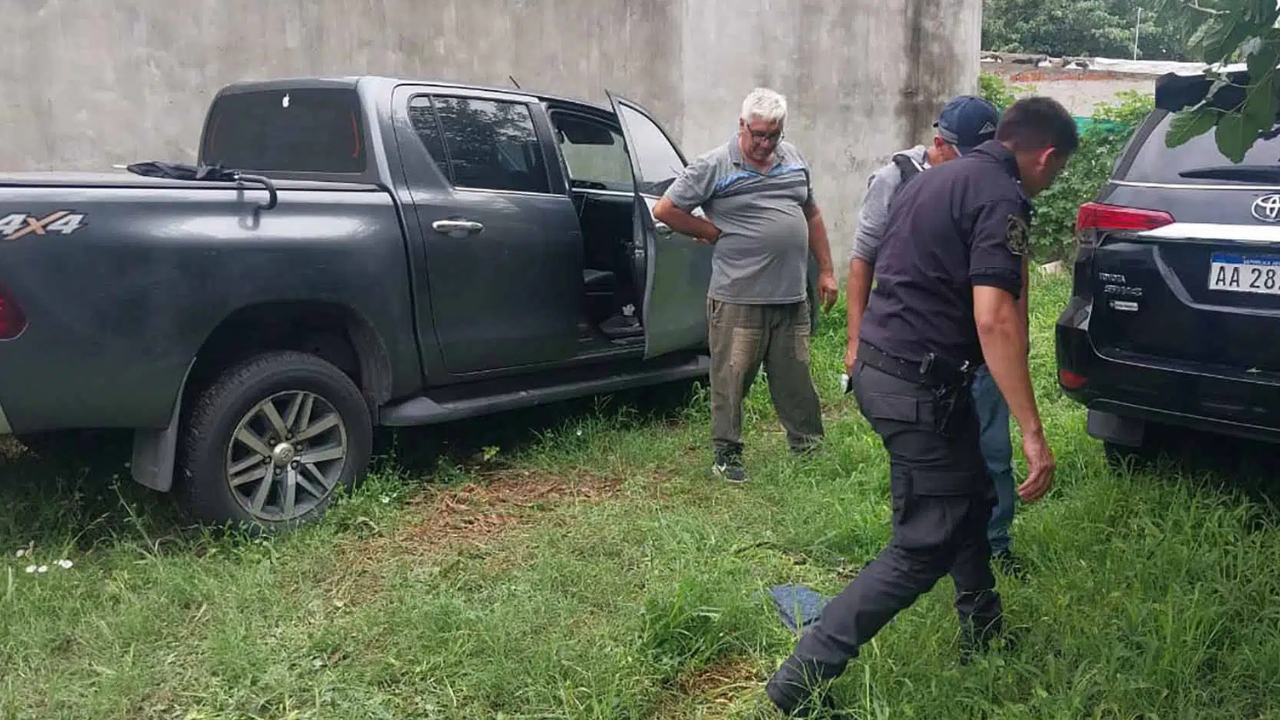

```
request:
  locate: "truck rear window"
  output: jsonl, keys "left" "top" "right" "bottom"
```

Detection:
{"left": 1120, "top": 109, "right": 1280, "bottom": 185}
{"left": 200, "top": 87, "right": 366, "bottom": 174}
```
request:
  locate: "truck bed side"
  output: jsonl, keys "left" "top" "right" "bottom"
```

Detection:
{"left": 0, "top": 178, "right": 420, "bottom": 434}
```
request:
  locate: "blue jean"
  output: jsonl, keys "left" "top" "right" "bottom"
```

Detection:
{"left": 970, "top": 365, "right": 1015, "bottom": 554}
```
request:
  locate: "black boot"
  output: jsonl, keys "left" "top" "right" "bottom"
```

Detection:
{"left": 765, "top": 655, "right": 842, "bottom": 717}
{"left": 991, "top": 549, "right": 1028, "bottom": 580}
{"left": 959, "top": 612, "right": 1010, "bottom": 665}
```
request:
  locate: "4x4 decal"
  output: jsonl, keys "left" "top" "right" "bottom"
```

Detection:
{"left": 0, "top": 210, "right": 88, "bottom": 241}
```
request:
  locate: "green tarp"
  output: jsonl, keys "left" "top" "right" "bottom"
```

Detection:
{"left": 1074, "top": 117, "right": 1128, "bottom": 133}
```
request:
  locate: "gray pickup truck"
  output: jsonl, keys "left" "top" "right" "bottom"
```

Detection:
{"left": 0, "top": 76, "right": 821, "bottom": 531}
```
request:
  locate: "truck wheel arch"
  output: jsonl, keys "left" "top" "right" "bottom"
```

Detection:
{"left": 130, "top": 301, "right": 393, "bottom": 493}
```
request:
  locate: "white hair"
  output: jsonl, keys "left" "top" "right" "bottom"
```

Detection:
{"left": 740, "top": 87, "right": 787, "bottom": 125}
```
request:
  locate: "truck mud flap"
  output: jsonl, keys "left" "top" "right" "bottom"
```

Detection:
{"left": 130, "top": 359, "right": 195, "bottom": 493}
{"left": 1086, "top": 408, "right": 1145, "bottom": 447}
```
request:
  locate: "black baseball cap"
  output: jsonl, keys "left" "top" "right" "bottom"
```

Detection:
{"left": 934, "top": 95, "right": 1001, "bottom": 155}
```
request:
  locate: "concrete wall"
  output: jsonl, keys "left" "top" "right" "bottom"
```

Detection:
{"left": 1046, "top": 78, "right": 1152, "bottom": 115}
{"left": 681, "top": 0, "right": 982, "bottom": 266}
{"left": 0, "top": 0, "right": 982, "bottom": 271}
{"left": 982, "top": 65, "right": 1156, "bottom": 116}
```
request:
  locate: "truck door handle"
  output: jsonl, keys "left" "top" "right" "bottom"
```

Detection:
{"left": 432, "top": 219, "right": 484, "bottom": 235}
{"left": 654, "top": 221, "right": 674, "bottom": 236}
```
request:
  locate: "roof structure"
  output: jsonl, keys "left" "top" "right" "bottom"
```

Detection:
{"left": 980, "top": 51, "right": 1213, "bottom": 82}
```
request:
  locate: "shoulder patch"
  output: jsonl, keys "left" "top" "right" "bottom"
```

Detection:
{"left": 1006, "top": 213, "right": 1030, "bottom": 256}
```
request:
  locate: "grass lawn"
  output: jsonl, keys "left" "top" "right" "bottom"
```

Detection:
{"left": 2, "top": 271, "right": 1278, "bottom": 719}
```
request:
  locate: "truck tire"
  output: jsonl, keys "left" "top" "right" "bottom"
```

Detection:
{"left": 176, "top": 351, "right": 373, "bottom": 533}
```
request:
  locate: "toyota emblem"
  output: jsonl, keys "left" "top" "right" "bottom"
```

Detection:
{"left": 1252, "top": 194, "right": 1280, "bottom": 222}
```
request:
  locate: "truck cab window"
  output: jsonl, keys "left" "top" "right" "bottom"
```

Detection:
{"left": 201, "top": 87, "right": 366, "bottom": 174}
{"left": 551, "top": 113, "right": 633, "bottom": 193}
{"left": 615, "top": 104, "right": 684, "bottom": 196}
{"left": 408, "top": 96, "right": 449, "bottom": 181}
{"left": 424, "top": 96, "right": 551, "bottom": 195}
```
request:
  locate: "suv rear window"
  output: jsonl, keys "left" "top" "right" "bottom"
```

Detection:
{"left": 200, "top": 87, "right": 366, "bottom": 174}
{"left": 1120, "top": 109, "right": 1280, "bottom": 185}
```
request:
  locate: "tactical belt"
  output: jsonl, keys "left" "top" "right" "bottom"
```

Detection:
{"left": 857, "top": 340, "right": 973, "bottom": 389}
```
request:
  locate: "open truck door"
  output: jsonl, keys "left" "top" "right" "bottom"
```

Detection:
{"left": 606, "top": 91, "right": 714, "bottom": 359}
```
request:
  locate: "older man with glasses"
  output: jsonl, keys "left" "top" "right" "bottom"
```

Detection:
{"left": 653, "top": 87, "right": 838, "bottom": 484}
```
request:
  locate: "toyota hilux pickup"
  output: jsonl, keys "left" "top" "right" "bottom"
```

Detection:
{"left": 0, "top": 75, "right": 821, "bottom": 531}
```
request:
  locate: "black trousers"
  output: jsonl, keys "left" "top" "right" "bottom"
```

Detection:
{"left": 768, "top": 357, "right": 1002, "bottom": 701}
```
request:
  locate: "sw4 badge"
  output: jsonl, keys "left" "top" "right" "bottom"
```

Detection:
{"left": 0, "top": 210, "right": 88, "bottom": 241}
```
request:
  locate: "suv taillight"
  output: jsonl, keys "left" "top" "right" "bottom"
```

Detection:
{"left": 1076, "top": 202, "right": 1175, "bottom": 233}
{"left": 0, "top": 283, "right": 27, "bottom": 339}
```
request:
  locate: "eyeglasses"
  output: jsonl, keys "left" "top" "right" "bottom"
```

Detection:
{"left": 745, "top": 128, "right": 783, "bottom": 144}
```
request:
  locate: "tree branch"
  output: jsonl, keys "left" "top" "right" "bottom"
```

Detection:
{"left": 1181, "top": 0, "right": 1225, "bottom": 16}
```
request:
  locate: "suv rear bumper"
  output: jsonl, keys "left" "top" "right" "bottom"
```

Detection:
{"left": 1055, "top": 297, "right": 1280, "bottom": 447}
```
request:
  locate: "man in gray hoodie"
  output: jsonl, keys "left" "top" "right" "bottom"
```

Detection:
{"left": 843, "top": 95, "right": 1028, "bottom": 577}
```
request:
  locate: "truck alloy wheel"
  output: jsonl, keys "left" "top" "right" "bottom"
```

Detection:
{"left": 177, "top": 351, "right": 373, "bottom": 531}
{"left": 225, "top": 390, "right": 349, "bottom": 522}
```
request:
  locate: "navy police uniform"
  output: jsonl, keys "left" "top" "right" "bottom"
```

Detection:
{"left": 767, "top": 139, "right": 1032, "bottom": 713}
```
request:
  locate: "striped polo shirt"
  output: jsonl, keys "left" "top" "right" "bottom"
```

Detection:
{"left": 664, "top": 137, "right": 814, "bottom": 305}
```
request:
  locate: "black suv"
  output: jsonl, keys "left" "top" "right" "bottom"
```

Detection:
{"left": 1057, "top": 65, "right": 1280, "bottom": 458}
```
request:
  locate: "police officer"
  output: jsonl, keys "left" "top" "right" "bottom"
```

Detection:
{"left": 764, "top": 96, "right": 1078, "bottom": 716}
{"left": 846, "top": 95, "right": 1030, "bottom": 578}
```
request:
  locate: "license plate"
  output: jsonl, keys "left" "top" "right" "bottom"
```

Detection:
{"left": 1208, "top": 252, "right": 1280, "bottom": 294}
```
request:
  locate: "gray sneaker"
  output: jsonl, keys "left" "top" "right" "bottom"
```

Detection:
{"left": 713, "top": 449, "right": 749, "bottom": 483}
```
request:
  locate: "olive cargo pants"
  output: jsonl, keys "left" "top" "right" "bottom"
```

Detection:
{"left": 707, "top": 298, "right": 824, "bottom": 456}
{"left": 766, "top": 357, "right": 1002, "bottom": 710}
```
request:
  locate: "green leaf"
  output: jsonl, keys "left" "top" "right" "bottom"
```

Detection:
{"left": 1166, "top": 107, "right": 1219, "bottom": 148}
{"left": 1199, "top": 17, "right": 1234, "bottom": 62}
{"left": 1189, "top": 23, "right": 1215, "bottom": 54}
{"left": 1204, "top": 13, "right": 1260, "bottom": 65}
{"left": 1242, "top": 86, "right": 1279, "bottom": 132}
{"left": 1242, "top": 40, "right": 1280, "bottom": 128}
{"left": 1245, "top": 37, "right": 1280, "bottom": 80}
{"left": 1242, "top": 82, "right": 1278, "bottom": 130}
{"left": 1215, "top": 112, "right": 1250, "bottom": 163}
{"left": 1245, "top": 0, "right": 1280, "bottom": 28}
